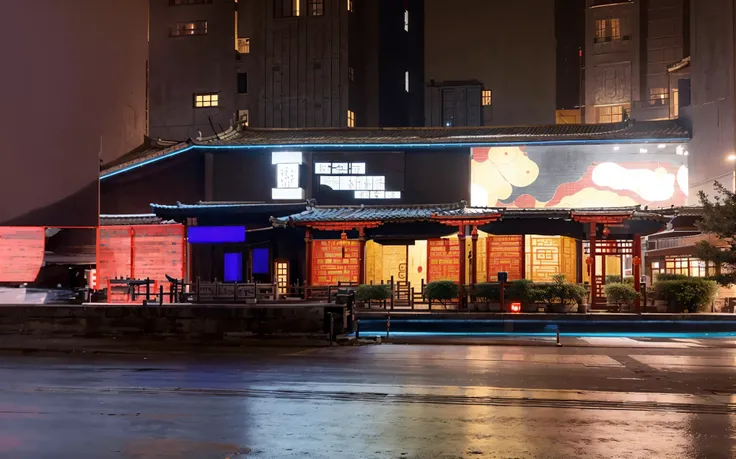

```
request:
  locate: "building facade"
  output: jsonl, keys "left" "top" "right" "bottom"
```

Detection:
{"left": 0, "top": 0, "right": 148, "bottom": 227}
{"left": 584, "top": 0, "right": 689, "bottom": 124}
{"left": 149, "top": 0, "right": 423, "bottom": 140}
{"left": 424, "top": 0, "right": 556, "bottom": 127}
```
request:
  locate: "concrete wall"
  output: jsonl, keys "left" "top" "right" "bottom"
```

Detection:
{"left": 424, "top": 0, "right": 556, "bottom": 126}
{"left": 683, "top": 0, "right": 736, "bottom": 200}
{"left": 0, "top": 305, "right": 332, "bottom": 337}
{"left": 0, "top": 0, "right": 147, "bottom": 226}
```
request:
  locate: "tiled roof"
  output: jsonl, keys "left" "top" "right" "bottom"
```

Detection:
{"left": 150, "top": 201, "right": 313, "bottom": 222}
{"left": 195, "top": 120, "right": 689, "bottom": 148}
{"left": 99, "top": 214, "right": 168, "bottom": 226}
{"left": 273, "top": 203, "right": 670, "bottom": 226}
{"left": 99, "top": 120, "right": 690, "bottom": 180}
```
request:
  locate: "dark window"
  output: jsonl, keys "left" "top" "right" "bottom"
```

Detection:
{"left": 237, "top": 73, "right": 248, "bottom": 94}
{"left": 169, "top": 20, "right": 208, "bottom": 36}
{"left": 169, "top": 0, "right": 212, "bottom": 4}
{"left": 275, "top": 0, "right": 301, "bottom": 17}
{"left": 308, "top": 0, "right": 324, "bottom": 16}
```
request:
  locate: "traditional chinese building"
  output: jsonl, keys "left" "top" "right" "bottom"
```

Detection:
{"left": 96, "top": 120, "right": 690, "bottom": 308}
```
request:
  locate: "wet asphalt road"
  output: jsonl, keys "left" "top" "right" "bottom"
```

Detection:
{"left": 1, "top": 341, "right": 736, "bottom": 458}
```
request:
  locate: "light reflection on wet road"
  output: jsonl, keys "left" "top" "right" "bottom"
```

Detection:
{"left": 0, "top": 344, "right": 735, "bottom": 458}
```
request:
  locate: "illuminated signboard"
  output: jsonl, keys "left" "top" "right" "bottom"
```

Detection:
{"left": 272, "top": 152, "right": 304, "bottom": 200}
{"left": 187, "top": 226, "right": 246, "bottom": 244}
{"left": 314, "top": 161, "right": 401, "bottom": 200}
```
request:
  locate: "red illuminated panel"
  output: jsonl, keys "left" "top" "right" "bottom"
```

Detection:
{"left": 312, "top": 240, "right": 359, "bottom": 286}
{"left": 487, "top": 235, "right": 523, "bottom": 281}
{"left": 427, "top": 238, "right": 460, "bottom": 283}
{"left": 0, "top": 227, "right": 45, "bottom": 283}
{"left": 132, "top": 225, "right": 185, "bottom": 299}
{"left": 98, "top": 227, "right": 133, "bottom": 302}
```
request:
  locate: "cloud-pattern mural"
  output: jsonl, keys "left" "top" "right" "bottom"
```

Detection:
{"left": 471, "top": 145, "right": 688, "bottom": 209}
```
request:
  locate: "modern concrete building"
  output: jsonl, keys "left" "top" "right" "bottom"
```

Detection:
{"left": 680, "top": 0, "right": 735, "bottom": 199}
{"left": 0, "top": 0, "right": 148, "bottom": 227}
{"left": 149, "top": 0, "right": 423, "bottom": 140}
{"left": 423, "top": 0, "right": 556, "bottom": 127}
{"left": 584, "top": 0, "right": 689, "bottom": 124}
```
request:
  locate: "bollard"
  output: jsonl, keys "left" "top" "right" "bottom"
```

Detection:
{"left": 329, "top": 312, "right": 335, "bottom": 342}
{"left": 355, "top": 319, "right": 360, "bottom": 339}
{"left": 556, "top": 328, "right": 562, "bottom": 347}
{"left": 386, "top": 312, "right": 390, "bottom": 339}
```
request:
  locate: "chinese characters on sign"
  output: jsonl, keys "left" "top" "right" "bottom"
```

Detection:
{"left": 487, "top": 235, "right": 523, "bottom": 281}
{"left": 427, "top": 238, "right": 460, "bottom": 282}
{"left": 311, "top": 240, "right": 360, "bottom": 286}
{"left": 271, "top": 151, "right": 304, "bottom": 200}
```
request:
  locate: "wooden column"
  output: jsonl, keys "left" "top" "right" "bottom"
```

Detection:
{"left": 589, "top": 222, "right": 597, "bottom": 310}
{"left": 358, "top": 227, "right": 367, "bottom": 285}
{"left": 305, "top": 228, "right": 313, "bottom": 286}
{"left": 458, "top": 226, "right": 467, "bottom": 309}
{"left": 633, "top": 234, "right": 642, "bottom": 314}
{"left": 470, "top": 226, "right": 478, "bottom": 285}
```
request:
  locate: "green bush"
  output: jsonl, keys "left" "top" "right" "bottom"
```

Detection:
{"left": 653, "top": 278, "right": 719, "bottom": 313}
{"left": 506, "top": 279, "right": 536, "bottom": 304}
{"left": 533, "top": 274, "right": 587, "bottom": 307}
{"left": 355, "top": 284, "right": 391, "bottom": 302}
{"left": 606, "top": 275, "right": 635, "bottom": 285}
{"left": 473, "top": 283, "right": 501, "bottom": 302}
{"left": 655, "top": 273, "right": 689, "bottom": 282}
{"left": 426, "top": 281, "right": 459, "bottom": 304}
{"left": 604, "top": 283, "right": 639, "bottom": 306}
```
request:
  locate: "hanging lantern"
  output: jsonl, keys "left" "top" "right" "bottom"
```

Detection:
{"left": 602, "top": 227, "right": 611, "bottom": 238}
{"left": 632, "top": 256, "right": 641, "bottom": 266}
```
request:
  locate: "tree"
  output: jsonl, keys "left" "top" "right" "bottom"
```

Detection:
{"left": 696, "top": 181, "right": 736, "bottom": 285}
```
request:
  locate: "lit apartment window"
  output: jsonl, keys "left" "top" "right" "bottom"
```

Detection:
{"left": 169, "top": 0, "right": 213, "bottom": 5}
{"left": 348, "top": 0, "right": 354, "bottom": 12}
{"left": 649, "top": 87, "right": 669, "bottom": 106}
{"left": 404, "top": 9, "right": 409, "bottom": 31}
{"left": 348, "top": 66, "right": 355, "bottom": 82}
{"left": 405, "top": 71, "right": 409, "bottom": 92}
{"left": 482, "top": 89, "right": 492, "bottom": 106}
{"left": 236, "top": 38, "right": 250, "bottom": 53}
{"left": 275, "top": 0, "right": 301, "bottom": 17}
{"left": 308, "top": 0, "right": 324, "bottom": 16}
{"left": 237, "top": 73, "right": 248, "bottom": 94}
{"left": 170, "top": 20, "right": 208, "bottom": 36}
{"left": 596, "top": 104, "right": 628, "bottom": 123}
{"left": 347, "top": 110, "right": 355, "bottom": 128}
{"left": 194, "top": 93, "right": 219, "bottom": 108}
{"left": 594, "top": 18, "right": 621, "bottom": 43}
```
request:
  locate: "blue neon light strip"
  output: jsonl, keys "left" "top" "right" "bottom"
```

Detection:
{"left": 355, "top": 331, "right": 736, "bottom": 339}
{"left": 188, "top": 226, "right": 246, "bottom": 244}
{"left": 99, "top": 138, "right": 690, "bottom": 181}
{"left": 251, "top": 247, "right": 269, "bottom": 274}
{"left": 224, "top": 252, "right": 243, "bottom": 282}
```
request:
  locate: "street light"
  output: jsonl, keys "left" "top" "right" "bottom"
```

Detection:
{"left": 729, "top": 155, "right": 736, "bottom": 192}
{"left": 728, "top": 154, "right": 736, "bottom": 162}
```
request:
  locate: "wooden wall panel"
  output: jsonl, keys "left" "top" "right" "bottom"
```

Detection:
{"left": 311, "top": 240, "right": 359, "bottom": 286}
{"left": 0, "top": 227, "right": 45, "bottom": 283}
{"left": 487, "top": 235, "right": 523, "bottom": 281}
{"left": 427, "top": 238, "right": 460, "bottom": 282}
{"left": 98, "top": 224, "right": 185, "bottom": 303}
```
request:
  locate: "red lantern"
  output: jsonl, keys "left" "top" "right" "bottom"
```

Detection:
{"left": 510, "top": 302, "right": 521, "bottom": 313}
{"left": 632, "top": 256, "right": 641, "bottom": 266}
{"left": 602, "top": 227, "right": 611, "bottom": 238}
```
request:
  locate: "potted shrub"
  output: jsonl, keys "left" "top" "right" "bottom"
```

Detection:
{"left": 533, "top": 274, "right": 586, "bottom": 313}
{"left": 653, "top": 277, "right": 718, "bottom": 313}
{"left": 604, "top": 282, "right": 639, "bottom": 312}
{"left": 426, "top": 280, "right": 460, "bottom": 309}
{"left": 471, "top": 283, "right": 501, "bottom": 311}
{"left": 355, "top": 284, "right": 391, "bottom": 308}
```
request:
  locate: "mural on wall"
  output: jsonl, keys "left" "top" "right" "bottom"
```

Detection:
{"left": 470, "top": 145, "right": 688, "bottom": 208}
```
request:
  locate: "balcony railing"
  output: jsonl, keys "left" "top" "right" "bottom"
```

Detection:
{"left": 647, "top": 234, "right": 720, "bottom": 251}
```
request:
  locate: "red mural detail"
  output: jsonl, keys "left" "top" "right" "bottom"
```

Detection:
{"left": 501, "top": 162, "right": 687, "bottom": 209}
{"left": 487, "top": 236, "right": 523, "bottom": 281}
{"left": 427, "top": 238, "right": 460, "bottom": 282}
{"left": 311, "top": 240, "right": 359, "bottom": 286}
{"left": 0, "top": 227, "right": 45, "bottom": 283}
{"left": 98, "top": 225, "right": 185, "bottom": 303}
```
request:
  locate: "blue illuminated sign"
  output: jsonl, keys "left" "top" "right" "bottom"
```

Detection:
{"left": 187, "top": 226, "right": 246, "bottom": 244}
{"left": 252, "top": 248, "right": 270, "bottom": 275}
{"left": 224, "top": 253, "right": 243, "bottom": 282}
